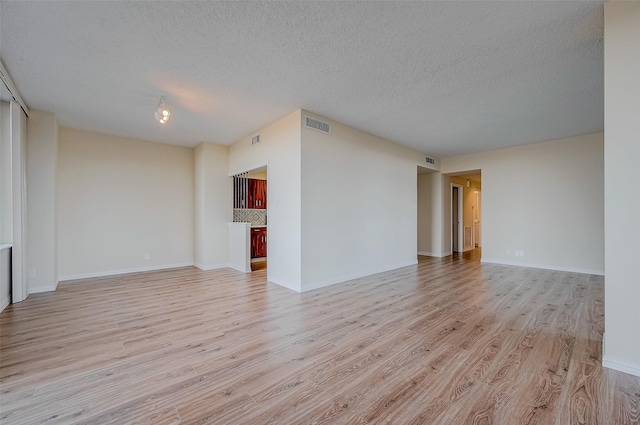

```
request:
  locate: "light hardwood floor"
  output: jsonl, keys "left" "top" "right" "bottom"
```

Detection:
{"left": 1, "top": 250, "right": 639, "bottom": 424}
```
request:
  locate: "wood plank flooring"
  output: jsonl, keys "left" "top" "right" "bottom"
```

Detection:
{"left": 1, "top": 250, "right": 639, "bottom": 424}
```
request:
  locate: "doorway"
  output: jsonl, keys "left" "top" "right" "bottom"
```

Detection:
{"left": 446, "top": 171, "right": 482, "bottom": 257}
{"left": 231, "top": 166, "right": 268, "bottom": 273}
{"left": 247, "top": 167, "right": 267, "bottom": 271}
{"left": 451, "top": 184, "right": 463, "bottom": 253}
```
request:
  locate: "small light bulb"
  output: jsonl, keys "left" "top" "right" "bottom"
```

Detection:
{"left": 154, "top": 97, "right": 171, "bottom": 124}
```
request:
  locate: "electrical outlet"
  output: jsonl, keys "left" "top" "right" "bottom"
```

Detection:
{"left": 144, "top": 253, "right": 151, "bottom": 260}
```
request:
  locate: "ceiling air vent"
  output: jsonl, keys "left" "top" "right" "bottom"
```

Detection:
{"left": 425, "top": 156, "right": 436, "bottom": 165}
{"left": 251, "top": 135, "right": 260, "bottom": 145}
{"left": 305, "top": 116, "right": 331, "bottom": 134}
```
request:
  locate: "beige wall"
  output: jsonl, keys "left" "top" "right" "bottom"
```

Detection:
{"left": 441, "top": 174, "right": 452, "bottom": 255}
{"left": 228, "top": 110, "right": 302, "bottom": 291}
{"left": 603, "top": 1, "right": 640, "bottom": 376}
{"left": 194, "top": 142, "right": 230, "bottom": 269}
{"left": 26, "top": 110, "right": 58, "bottom": 292}
{"left": 248, "top": 170, "right": 267, "bottom": 180}
{"left": 417, "top": 172, "right": 449, "bottom": 257}
{"left": 441, "top": 133, "right": 604, "bottom": 274}
{"left": 417, "top": 172, "right": 434, "bottom": 255}
{"left": 58, "top": 127, "right": 194, "bottom": 279}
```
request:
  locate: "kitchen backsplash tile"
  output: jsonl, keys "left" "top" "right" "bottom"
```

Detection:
{"left": 233, "top": 209, "right": 266, "bottom": 226}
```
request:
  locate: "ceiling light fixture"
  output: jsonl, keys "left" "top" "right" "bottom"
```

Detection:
{"left": 154, "top": 96, "right": 170, "bottom": 124}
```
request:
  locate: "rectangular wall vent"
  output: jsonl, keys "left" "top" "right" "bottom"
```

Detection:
{"left": 425, "top": 156, "right": 436, "bottom": 165}
{"left": 464, "top": 227, "right": 473, "bottom": 248}
{"left": 251, "top": 135, "right": 260, "bottom": 145}
{"left": 305, "top": 116, "right": 331, "bottom": 134}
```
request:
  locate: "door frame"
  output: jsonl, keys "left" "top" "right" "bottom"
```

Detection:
{"left": 451, "top": 183, "right": 463, "bottom": 253}
{"left": 473, "top": 189, "right": 481, "bottom": 248}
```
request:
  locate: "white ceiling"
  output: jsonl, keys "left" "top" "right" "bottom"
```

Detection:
{"left": 0, "top": 1, "right": 604, "bottom": 158}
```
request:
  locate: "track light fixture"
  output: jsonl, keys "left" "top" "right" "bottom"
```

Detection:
{"left": 154, "top": 96, "right": 170, "bottom": 124}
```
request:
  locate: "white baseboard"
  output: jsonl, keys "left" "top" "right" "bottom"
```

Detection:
{"left": 59, "top": 262, "right": 195, "bottom": 282}
{"left": 194, "top": 263, "right": 228, "bottom": 271}
{"left": 227, "top": 264, "right": 251, "bottom": 273}
{"left": 29, "top": 283, "right": 59, "bottom": 294}
{"left": 417, "top": 251, "right": 452, "bottom": 258}
{"left": 603, "top": 355, "right": 640, "bottom": 378}
{"left": 302, "top": 260, "right": 418, "bottom": 293}
{"left": 267, "top": 277, "right": 301, "bottom": 293}
{"left": 480, "top": 258, "right": 604, "bottom": 276}
{"left": 0, "top": 298, "right": 10, "bottom": 312}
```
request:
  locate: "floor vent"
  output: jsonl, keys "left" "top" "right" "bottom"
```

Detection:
{"left": 305, "top": 116, "right": 331, "bottom": 134}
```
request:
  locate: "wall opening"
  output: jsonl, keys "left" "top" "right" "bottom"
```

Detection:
{"left": 445, "top": 171, "right": 482, "bottom": 256}
{"left": 232, "top": 166, "right": 268, "bottom": 272}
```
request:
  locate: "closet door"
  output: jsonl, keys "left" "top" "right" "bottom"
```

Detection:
{"left": 255, "top": 180, "right": 266, "bottom": 209}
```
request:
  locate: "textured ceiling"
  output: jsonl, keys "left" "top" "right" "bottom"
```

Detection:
{"left": 0, "top": 1, "right": 604, "bottom": 157}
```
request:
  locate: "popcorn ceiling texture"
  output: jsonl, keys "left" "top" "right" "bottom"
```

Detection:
{"left": 1, "top": 1, "right": 604, "bottom": 157}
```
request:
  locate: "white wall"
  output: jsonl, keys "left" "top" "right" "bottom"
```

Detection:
{"left": 441, "top": 133, "right": 604, "bottom": 274}
{"left": 0, "top": 247, "right": 10, "bottom": 311}
{"left": 1, "top": 101, "right": 12, "bottom": 243}
{"left": 11, "top": 101, "right": 27, "bottom": 303}
{"left": 603, "top": 1, "right": 640, "bottom": 377}
{"left": 58, "top": 127, "right": 194, "bottom": 279}
{"left": 300, "top": 111, "right": 429, "bottom": 291}
{"left": 194, "top": 142, "right": 230, "bottom": 270}
{"left": 1, "top": 101, "right": 29, "bottom": 304}
{"left": 0, "top": 101, "right": 11, "bottom": 311}
{"left": 26, "top": 110, "right": 59, "bottom": 292}
{"left": 228, "top": 110, "right": 302, "bottom": 291}
{"left": 227, "top": 222, "right": 251, "bottom": 273}
{"left": 440, "top": 173, "right": 452, "bottom": 256}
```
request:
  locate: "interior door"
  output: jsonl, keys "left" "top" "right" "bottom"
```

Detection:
{"left": 258, "top": 180, "right": 267, "bottom": 209}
